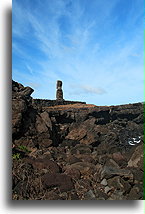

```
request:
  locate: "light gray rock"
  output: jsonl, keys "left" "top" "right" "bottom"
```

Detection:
{"left": 104, "top": 186, "right": 112, "bottom": 194}
{"left": 101, "top": 178, "right": 107, "bottom": 186}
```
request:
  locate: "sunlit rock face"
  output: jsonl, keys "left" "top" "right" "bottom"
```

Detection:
{"left": 12, "top": 80, "right": 144, "bottom": 200}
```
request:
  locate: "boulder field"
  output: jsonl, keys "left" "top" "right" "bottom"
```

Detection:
{"left": 12, "top": 80, "right": 144, "bottom": 200}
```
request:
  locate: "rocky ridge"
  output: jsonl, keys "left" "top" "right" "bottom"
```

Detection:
{"left": 12, "top": 80, "right": 144, "bottom": 200}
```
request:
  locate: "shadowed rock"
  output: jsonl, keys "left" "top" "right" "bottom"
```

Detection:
{"left": 42, "top": 173, "right": 74, "bottom": 192}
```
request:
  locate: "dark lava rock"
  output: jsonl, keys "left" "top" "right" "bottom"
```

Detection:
{"left": 12, "top": 80, "right": 144, "bottom": 200}
{"left": 64, "top": 162, "right": 96, "bottom": 176}
{"left": 65, "top": 155, "right": 81, "bottom": 164}
{"left": 127, "top": 144, "right": 143, "bottom": 169}
{"left": 107, "top": 176, "right": 131, "bottom": 194}
{"left": 127, "top": 184, "right": 143, "bottom": 200}
{"left": 42, "top": 173, "right": 74, "bottom": 192}
{"left": 101, "top": 165, "right": 133, "bottom": 181}
{"left": 112, "top": 152, "right": 127, "bottom": 165}
{"left": 44, "top": 191, "right": 61, "bottom": 200}
{"left": 69, "top": 144, "right": 92, "bottom": 155}
{"left": 84, "top": 190, "right": 96, "bottom": 200}
{"left": 64, "top": 167, "right": 81, "bottom": 180}
{"left": 26, "top": 157, "right": 60, "bottom": 173}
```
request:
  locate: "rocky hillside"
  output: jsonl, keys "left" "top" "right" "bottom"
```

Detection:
{"left": 12, "top": 80, "right": 144, "bottom": 200}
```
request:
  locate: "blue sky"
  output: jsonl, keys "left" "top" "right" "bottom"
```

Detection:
{"left": 12, "top": 0, "right": 143, "bottom": 105}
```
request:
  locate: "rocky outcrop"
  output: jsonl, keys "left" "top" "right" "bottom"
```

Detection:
{"left": 12, "top": 80, "right": 144, "bottom": 200}
{"left": 12, "top": 80, "right": 34, "bottom": 137}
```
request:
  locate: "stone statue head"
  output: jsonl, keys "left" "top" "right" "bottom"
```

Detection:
{"left": 57, "top": 80, "right": 62, "bottom": 89}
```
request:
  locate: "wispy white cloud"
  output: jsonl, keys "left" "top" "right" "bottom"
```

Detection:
{"left": 81, "top": 85, "right": 106, "bottom": 95}
{"left": 26, "top": 64, "right": 33, "bottom": 74}
{"left": 69, "top": 84, "right": 106, "bottom": 95}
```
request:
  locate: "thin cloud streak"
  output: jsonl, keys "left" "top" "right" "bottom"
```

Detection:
{"left": 69, "top": 84, "right": 106, "bottom": 96}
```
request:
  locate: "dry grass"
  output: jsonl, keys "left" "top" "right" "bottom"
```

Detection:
{"left": 42, "top": 103, "right": 96, "bottom": 111}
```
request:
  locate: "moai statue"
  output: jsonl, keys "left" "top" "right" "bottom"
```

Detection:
{"left": 56, "top": 80, "right": 63, "bottom": 100}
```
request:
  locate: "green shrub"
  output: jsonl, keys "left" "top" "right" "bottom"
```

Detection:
{"left": 18, "top": 145, "right": 31, "bottom": 153}
{"left": 12, "top": 153, "right": 20, "bottom": 160}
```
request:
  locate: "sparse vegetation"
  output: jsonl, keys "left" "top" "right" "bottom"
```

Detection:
{"left": 18, "top": 145, "right": 31, "bottom": 153}
{"left": 12, "top": 153, "right": 20, "bottom": 160}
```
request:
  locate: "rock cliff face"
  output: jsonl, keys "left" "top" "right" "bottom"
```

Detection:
{"left": 12, "top": 80, "right": 144, "bottom": 200}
